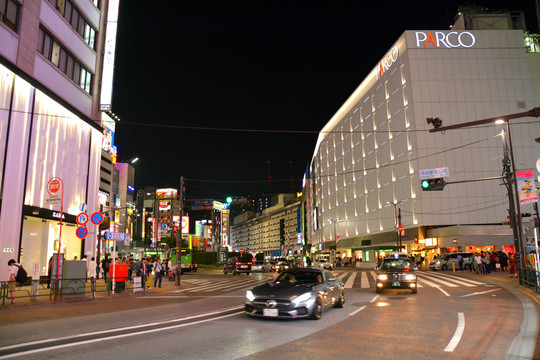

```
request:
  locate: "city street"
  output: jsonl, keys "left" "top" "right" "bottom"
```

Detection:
{"left": 0, "top": 269, "right": 537, "bottom": 360}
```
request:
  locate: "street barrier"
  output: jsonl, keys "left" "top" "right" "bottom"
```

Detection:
{"left": 519, "top": 267, "right": 540, "bottom": 292}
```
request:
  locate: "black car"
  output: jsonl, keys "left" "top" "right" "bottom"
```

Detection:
{"left": 376, "top": 257, "right": 418, "bottom": 294}
{"left": 223, "top": 257, "right": 252, "bottom": 275}
{"left": 245, "top": 268, "right": 345, "bottom": 320}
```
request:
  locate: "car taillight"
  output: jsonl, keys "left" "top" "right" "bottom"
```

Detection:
{"left": 236, "top": 262, "right": 240, "bottom": 265}
{"left": 248, "top": 262, "right": 252, "bottom": 265}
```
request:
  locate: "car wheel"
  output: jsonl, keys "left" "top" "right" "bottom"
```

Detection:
{"left": 310, "top": 297, "right": 323, "bottom": 320}
{"left": 412, "top": 287, "right": 418, "bottom": 294}
{"left": 334, "top": 288, "right": 345, "bottom": 308}
{"left": 442, "top": 264, "right": 448, "bottom": 271}
{"left": 246, "top": 273, "right": 250, "bottom": 275}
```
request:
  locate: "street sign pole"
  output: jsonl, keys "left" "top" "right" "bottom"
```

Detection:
{"left": 47, "top": 177, "right": 64, "bottom": 301}
{"left": 176, "top": 176, "right": 184, "bottom": 286}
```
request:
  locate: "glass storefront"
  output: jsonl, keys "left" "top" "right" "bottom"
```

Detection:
{"left": 20, "top": 216, "right": 81, "bottom": 277}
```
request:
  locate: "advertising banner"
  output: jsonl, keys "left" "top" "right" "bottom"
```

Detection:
{"left": 516, "top": 170, "right": 537, "bottom": 205}
{"left": 156, "top": 188, "right": 177, "bottom": 199}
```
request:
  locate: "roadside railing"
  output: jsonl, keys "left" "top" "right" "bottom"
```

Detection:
{"left": 0, "top": 276, "right": 148, "bottom": 306}
{"left": 519, "top": 267, "right": 540, "bottom": 293}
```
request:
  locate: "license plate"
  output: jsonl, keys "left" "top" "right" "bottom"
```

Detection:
{"left": 263, "top": 308, "right": 278, "bottom": 317}
{"left": 241, "top": 265, "right": 247, "bottom": 268}
{"left": 392, "top": 282, "right": 400, "bottom": 286}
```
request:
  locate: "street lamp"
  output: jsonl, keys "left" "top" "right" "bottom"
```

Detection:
{"left": 387, "top": 200, "right": 403, "bottom": 251}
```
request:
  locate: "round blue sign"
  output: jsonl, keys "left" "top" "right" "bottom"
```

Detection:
{"left": 76, "top": 226, "right": 88, "bottom": 239}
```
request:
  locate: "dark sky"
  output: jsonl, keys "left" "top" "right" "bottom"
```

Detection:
{"left": 112, "top": 0, "right": 538, "bottom": 200}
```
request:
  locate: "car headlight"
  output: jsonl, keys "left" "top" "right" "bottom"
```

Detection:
{"left": 436, "top": 261, "right": 440, "bottom": 265}
{"left": 292, "top": 292, "right": 313, "bottom": 305}
{"left": 246, "top": 290, "right": 256, "bottom": 302}
{"left": 377, "top": 274, "right": 388, "bottom": 281}
{"left": 405, "top": 274, "right": 416, "bottom": 281}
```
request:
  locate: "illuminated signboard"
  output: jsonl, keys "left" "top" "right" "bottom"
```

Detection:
{"left": 156, "top": 188, "right": 177, "bottom": 199}
{"left": 181, "top": 216, "right": 189, "bottom": 234}
{"left": 101, "top": 113, "right": 115, "bottom": 153}
{"left": 158, "top": 200, "right": 171, "bottom": 211}
{"left": 375, "top": 45, "right": 399, "bottom": 80}
{"left": 415, "top": 31, "right": 475, "bottom": 48}
{"left": 127, "top": 185, "right": 134, "bottom": 192}
{"left": 213, "top": 201, "right": 222, "bottom": 210}
{"left": 100, "top": 0, "right": 120, "bottom": 111}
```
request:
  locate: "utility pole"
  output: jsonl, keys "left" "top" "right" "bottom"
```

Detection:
{"left": 428, "top": 107, "right": 540, "bottom": 281}
{"left": 175, "top": 176, "right": 184, "bottom": 286}
{"left": 398, "top": 208, "right": 402, "bottom": 251}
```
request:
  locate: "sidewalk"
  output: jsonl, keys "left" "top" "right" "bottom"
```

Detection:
{"left": 0, "top": 268, "right": 219, "bottom": 309}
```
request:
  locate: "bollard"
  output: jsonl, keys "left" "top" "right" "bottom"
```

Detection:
{"left": 452, "top": 262, "right": 456, "bottom": 273}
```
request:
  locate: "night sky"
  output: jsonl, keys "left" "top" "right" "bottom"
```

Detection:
{"left": 112, "top": 0, "right": 538, "bottom": 200}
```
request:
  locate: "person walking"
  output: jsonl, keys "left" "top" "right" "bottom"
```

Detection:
{"left": 468, "top": 254, "right": 474, "bottom": 272}
{"left": 102, "top": 256, "right": 110, "bottom": 281}
{"left": 47, "top": 256, "right": 53, "bottom": 288}
{"left": 153, "top": 259, "right": 164, "bottom": 288}
{"left": 501, "top": 252, "right": 508, "bottom": 272}
{"left": 457, "top": 254, "right": 463, "bottom": 271}
{"left": 484, "top": 252, "right": 491, "bottom": 275}
{"left": 139, "top": 257, "right": 148, "bottom": 290}
{"left": 7, "top": 259, "right": 21, "bottom": 304}
{"left": 475, "top": 253, "right": 483, "bottom": 275}
{"left": 508, "top": 253, "right": 517, "bottom": 278}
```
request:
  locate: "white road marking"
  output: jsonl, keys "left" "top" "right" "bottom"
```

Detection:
{"left": 460, "top": 288, "right": 500, "bottom": 297}
{"left": 138, "top": 295, "right": 245, "bottom": 298}
{"left": 0, "top": 306, "right": 244, "bottom": 353}
{"left": 370, "top": 294, "right": 380, "bottom": 303}
{"left": 437, "top": 288, "right": 451, "bottom": 297}
{"left": 425, "top": 272, "right": 477, "bottom": 287}
{"left": 345, "top": 272, "right": 357, "bottom": 288}
{"left": 418, "top": 274, "right": 458, "bottom": 287}
{"left": 416, "top": 276, "right": 441, "bottom": 288}
{"left": 361, "top": 271, "right": 370, "bottom": 288}
{"left": 349, "top": 305, "right": 366, "bottom": 316}
{"left": 337, "top": 272, "right": 348, "bottom": 281}
{"left": 444, "top": 312, "right": 465, "bottom": 352}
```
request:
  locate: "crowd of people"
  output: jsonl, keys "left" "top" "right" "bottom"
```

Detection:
{"left": 468, "top": 251, "right": 518, "bottom": 277}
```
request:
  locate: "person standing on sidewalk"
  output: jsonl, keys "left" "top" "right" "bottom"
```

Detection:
{"left": 475, "top": 253, "right": 484, "bottom": 275}
{"left": 508, "top": 253, "right": 517, "bottom": 278}
{"left": 468, "top": 255, "right": 474, "bottom": 272}
{"left": 484, "top": 251, "right": 491, "bottom": 275}
{"left": 457, "top": 254, "right": 463, "bottom": 271}
{"left": 153, "top": 259, "right": 164, "bottom": 288}
{"left": 7, "top": 259, "right": 20, "bottom": 304}
{"left": 87, "top": 257, "right": 97, "bottom": 280}
{"left": 139, "top": 257, "right": 148, "bottom": 290}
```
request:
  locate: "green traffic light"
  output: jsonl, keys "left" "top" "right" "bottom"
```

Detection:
{"left": 421, "top": 180, "right": 430, "bottom": 189}
{"left": 226, "top": 196, "right": 233, "bottom": 203}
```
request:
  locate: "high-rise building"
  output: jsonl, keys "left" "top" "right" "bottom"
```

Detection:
{"left": 305, "top": 8, "right": 539, "bottom": 266}
{"left": 0, "top": 0, "right": 121, "bottom": 280}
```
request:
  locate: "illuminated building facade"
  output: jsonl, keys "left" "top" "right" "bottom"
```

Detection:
{"left": 307, "top": 22, "right": 539, "bottom": 265}
{"left": 0, "top": 0, "right": 120, "bottom": 280}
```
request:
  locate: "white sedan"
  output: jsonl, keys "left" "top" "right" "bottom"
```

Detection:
{"left": 313, "top": 258, "right": 333, "bottom": 270}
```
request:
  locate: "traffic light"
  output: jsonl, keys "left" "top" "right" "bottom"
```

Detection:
{"left": 421, "top": 178, "right": 446, "bottom": 191}
{"left": 226, "top": 196, "right": 233, "bottom": 204}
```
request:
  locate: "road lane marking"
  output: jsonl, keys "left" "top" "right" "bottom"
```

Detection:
{"left": 437, "top": 288, "right": 451, "bottom": 297}
{"left": 0, "top": 306, "right": 244, "bottom": 353}
{"left": 370, "top": 295, "right": 380, "bottom": 303}
{"left": 418, "top": 274, "right": 458, "bottom": 287}
{"left": 416, "top": 276, "right": 441, "bottom": 288}
{"left": 345, "top": 272, "right": 357, "bottom": 288}
{"left": 0, "top": 311, "right": 243, "bottom": 359}
{"left": 425, "top": 272, "right": 476, "bottom": 287}
{"left": 460, "top": 288, "right": 500, "bottom": 297}
{"left": 337, "top": 272, "right": 348, "bottom": 281}
{"left": 444, "top": 312, "right": 465, "bottom": 352}
{"left": 361, "top": 272, "right": 370, "bottom": 288}
{"left": 348, "top": 305, "right": 366, "bottom": 316}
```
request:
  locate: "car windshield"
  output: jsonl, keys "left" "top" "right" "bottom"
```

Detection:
{"left": 275, "top": 271, "right": 323, "bottom": 284}
{"left": 380, "top": 259, "right": 412, "bottom": 271}
{"left": 317, "top": 259, "right": 327, "bottom": 263}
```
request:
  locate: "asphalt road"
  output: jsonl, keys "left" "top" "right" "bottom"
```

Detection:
{"left": 0, "top": 270, "right": 537, "bottom": 360}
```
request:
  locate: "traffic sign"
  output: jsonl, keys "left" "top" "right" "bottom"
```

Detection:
{"left": 419, "top": 167, "right": 449, "bottom": 180}
{"left": 164, "top": 245, "right": 170, "bottom": 252}
{"left": 105, "top": 232, "right": 126, "bottom": 241}
{"left": 90, "top": 212, "right": 103, "bottom": 225}
{"left": 47, "top": 179, "right": 61, "bottom": 195}
{"left": 75, "top": 226, "right": 88, "bottom": 239}
{"left": 76, "top": 213, "right": 88, "bottom": 226}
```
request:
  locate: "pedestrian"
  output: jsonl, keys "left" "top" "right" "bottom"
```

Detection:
{"left": 73, "top": 256, "right": 78, "bottom": 261}
{"left": 457, "top": 254, "right": 463, "bottom": 271}
{"left": 306, "top": 257, "right": 312, "bottom": 268}
{"left": 139, "top": 257, "right": 148, "bottom": 290}
{"left": 146, "top": 259, "right": 153, "bottom": 289}
{"left": 47, "top": 256, "right": 53, "bottom": 288}
{"left": 7, "top": 259, "right": 20, "bottom": 304}
{"left": 475, "top": 253, "right": 483, "bottom": 275}
{"left": 168, "top": 258, "right": 175, "bottom": 281}
{"left": 508, "top": 253, "right": 517, "bottom": 278}
{"left": 501, "top": 252, "right": 508, "bottom": 272}
{"left": 484, "top": 251, "right": 491, "bottom": 275}
{"left": 81, "top": 255, "right": 88, "bottom": 281}
{"left": 468, "top": 254, "right": 474, "bottom": 272}
{"left": 102, "top": 256, "right": 109, "bottom": 280}
{"left": 154, "top": 259, "right": 164, "bottom": 288}
{"left": 87, "top": 257, "right": 97, "bottom": 280}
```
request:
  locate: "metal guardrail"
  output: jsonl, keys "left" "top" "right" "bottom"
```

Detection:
{"left": 519, "top": 267, "right": 540, "bottom": 293}
{"left": 0, "top": 276, "right": 148, "bottom": 306}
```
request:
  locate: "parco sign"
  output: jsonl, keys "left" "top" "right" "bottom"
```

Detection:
{"left": 376, "top": 45, "right": 399, "bottom": 80}
{"left": 415, "top": 31, "right": 475, "bottom": 48}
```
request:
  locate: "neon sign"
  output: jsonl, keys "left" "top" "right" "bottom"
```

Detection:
{"left": 376, "top": 45, "right": 399, "bottom": 80}
{"left": 415, "top": 31, "right": 475, "bottom": 48}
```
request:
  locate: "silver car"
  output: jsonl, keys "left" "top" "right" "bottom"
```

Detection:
{"left": 430, "top": 252, "right": 473, "bottom": 271}
{"left": 245, "top": 269, "right": 345, "bottom": 320}
{"left": 252, "top": 261, "right": 272, "bottom": 272}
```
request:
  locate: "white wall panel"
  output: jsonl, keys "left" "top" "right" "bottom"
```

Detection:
{"left": 0, "top": 76, "right": 33, "bottom": 281}
{"left": 0, "top": 25, "right": 18, "bottom": 65}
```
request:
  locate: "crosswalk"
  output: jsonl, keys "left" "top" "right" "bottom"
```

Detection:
{"left": 167, "top": 270, "right": 489, "bottom": 295}
{"left": 334, "top": 270, "right": 488, "bottom": 289}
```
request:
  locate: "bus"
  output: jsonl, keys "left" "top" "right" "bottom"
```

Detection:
{"left": 169, "top": 247, "right": 197, "bottom": 274}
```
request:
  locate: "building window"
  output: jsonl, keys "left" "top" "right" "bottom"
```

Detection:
{"left": 0, "top": 0, "right": 19, "bottom": 31}
{"left": 47, "top": 0, "right": 97, "bottom": 49}
{"left": 37, "top": 27, "right": 94, "bottom": 94}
